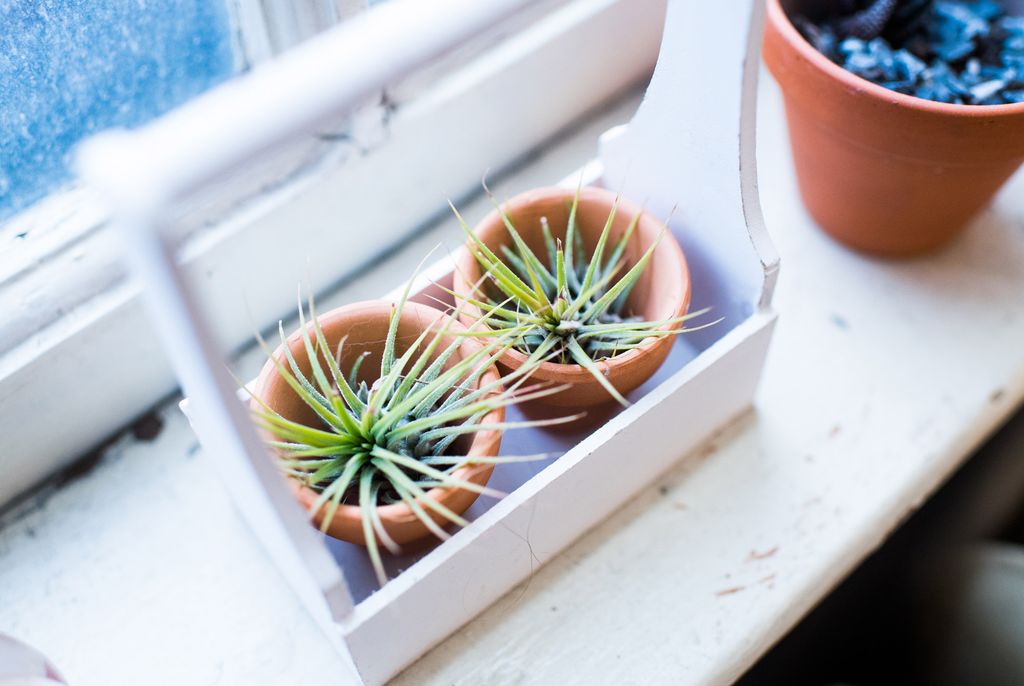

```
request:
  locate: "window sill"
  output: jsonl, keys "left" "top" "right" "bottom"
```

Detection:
{"left": 4, "top": 74, "right": 1024, "bottom": 686}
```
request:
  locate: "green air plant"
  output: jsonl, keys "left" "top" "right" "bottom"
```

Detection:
{"left": 449, "top": 186, "right": 711, "bottom": 406}
{"left": 246, "top": 281, "right": 572, "bottom": 586}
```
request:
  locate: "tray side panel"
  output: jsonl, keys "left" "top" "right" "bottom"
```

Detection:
{"left": 343, "top": 313, "right": 777, "bottom": 685}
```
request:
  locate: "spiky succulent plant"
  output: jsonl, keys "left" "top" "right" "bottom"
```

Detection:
{"left": 450, "top": 186, "right": 708, "bottom": 405}
{"left": 247, "top": 283, "right": 567, "bottom": 585}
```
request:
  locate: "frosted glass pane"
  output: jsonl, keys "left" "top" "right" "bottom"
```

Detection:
{"left": 0, "top": 0, "right": 236, "bottom": 222}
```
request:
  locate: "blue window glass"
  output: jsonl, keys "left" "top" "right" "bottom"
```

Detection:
{"left": 1, "top": 1, "right": 236, "bottom": 222}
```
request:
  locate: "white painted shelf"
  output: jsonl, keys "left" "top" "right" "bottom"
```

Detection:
{"left": 2, "top": 72, "right": 1024, "bottom": 685}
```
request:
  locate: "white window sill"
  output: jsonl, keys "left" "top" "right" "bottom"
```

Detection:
{"left": 4, "top": 75, "right": 1024, "bottom": 685}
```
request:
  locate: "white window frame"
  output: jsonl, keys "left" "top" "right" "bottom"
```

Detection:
{"left": 0, "top": 0, "right": 665, "bottom": 507}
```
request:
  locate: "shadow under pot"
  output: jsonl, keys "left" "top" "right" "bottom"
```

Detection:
{"left": 452, "top": 186, "right": 690, "bottom": 409}
{"left": 251, "top": 300, "right": 503, "bottom": 546}
{"left": 763, "top": 0, "right": 1024, "bottom": 257}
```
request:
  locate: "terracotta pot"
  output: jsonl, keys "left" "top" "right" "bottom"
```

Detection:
{"left": 763, "top": 0, "right": 1024, "bottom": 257}
{"left": 452, "top": 186, "right": 690, "bottom": 408}
{"left": 252, "top": 300, "right": 503, "bottom": 546}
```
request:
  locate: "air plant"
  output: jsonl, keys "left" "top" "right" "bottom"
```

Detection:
{"left": 449, "top": 185, "right": 711, "bottom": 406}
{"left": 247, "top": 281, "right": 571, "bottom": 586}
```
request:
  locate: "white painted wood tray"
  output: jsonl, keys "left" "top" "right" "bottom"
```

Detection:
{"left": 80, "top": 1, "right": 776, "bottom": 682}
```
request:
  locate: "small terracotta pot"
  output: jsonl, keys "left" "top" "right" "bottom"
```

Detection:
{"left": 252, "top": 300, "right": 503, "bottom": 546}
{"left": 763, "top": 0, "right": 1024, "bottom": 256}
{"left": 452, "top": 186, "right": 691, "bottom": 408}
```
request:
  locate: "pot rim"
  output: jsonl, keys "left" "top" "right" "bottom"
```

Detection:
{"left": 767, "top": 0, "right": 1024, "bottom": 119}
{"left": 454, "top": 186, "right": 691, "bottom": 379}
{"left": 252, "top": 299, "right": 503, "bottom": 528}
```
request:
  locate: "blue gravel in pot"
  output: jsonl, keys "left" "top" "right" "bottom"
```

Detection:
{"left": 792, "top": 0, "right": 1024, "bottom": 104}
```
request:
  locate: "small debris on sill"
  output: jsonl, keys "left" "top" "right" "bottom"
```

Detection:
{"left": 54, "top": 448, "right": 107, "bottom": 489}
{"left": 830, "top": 313, "right": 850, "bottom": 330}
{"left": 130, "top": 411, "right": 165, "bottom": 442}
{"left": 748, "top": 546, "right": 780, "bottom": 561}
{"left": 696, "top": 441, "right": 719, "bottom": 461}
{"left": 990, "top": 387, "right": 1006, "bottom": 403}
{"left": 829, "top": 424, "right": 843, "bottom": 439}
{"left": 716, "top": 586, "right": 746, "bottom": 597}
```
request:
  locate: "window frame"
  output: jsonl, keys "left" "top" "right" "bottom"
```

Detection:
{"left": 0, "top": 0, "right": 666, "bottom": 508}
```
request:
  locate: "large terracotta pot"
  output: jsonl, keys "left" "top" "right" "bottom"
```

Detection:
{"left": 252, "top": 300, "right": 503, "bottom": 546}
{"left": 452, "top": 186, "right": 690, "bottom": 408}
{"left": 763, "top": 0, "right": 1024, "bottom": 256}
